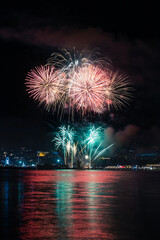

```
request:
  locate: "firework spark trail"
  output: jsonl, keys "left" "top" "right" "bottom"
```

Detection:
{"left": 76, "top": 141, "right": 114, "bottom": 168}
{"left": 53, "top": 125, "right": 75, "bottom": 165}
{"left": 85, "top": 125, "right": 103, "bottom": 145}
{"left": 54, "top": 125, "right": 75, "bottom": 147}
{"left": 92, "top": 143, "right": 114, "bottom": 162}
{"left": 104, "top": 71, "right": 133, "bottom": 111}
{"left": 47, "top": 47, "right": 112, "bottom": 73}
{"left": 53, "top": 126, "right": 67, "bottom": 164}
{"left": 91, "top": 142, "right": 103, "bottom": 159}
{"left": 85, "top": 125, "right": 104, "bottom": 168}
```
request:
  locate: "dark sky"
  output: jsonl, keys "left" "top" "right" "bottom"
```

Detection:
{"left": 0, "top": 1, "right": 160, "bottom": 151}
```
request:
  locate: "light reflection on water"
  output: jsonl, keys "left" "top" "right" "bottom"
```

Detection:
{"left": 0, "top": 169, "right": 160, "bottom": 240}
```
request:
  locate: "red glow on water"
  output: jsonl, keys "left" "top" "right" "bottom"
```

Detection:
{"left": 18, "top": 170, "right": 119, "bottom": 240}
{"left": 1, "top": 169, "right": 160, "bottom": 240}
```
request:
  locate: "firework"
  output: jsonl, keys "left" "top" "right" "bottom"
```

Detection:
{"left": 104, "top": 71, "right": 133, "bottom": 111}
{"left": 54, "top": 125, "right": 75, "bottom": 147}
{"left": 77, "top": 139, "right": 113, "bottom": 169}
{"left": 47, "top": 47, "right": 112, "bottom": 74}
{"left": 75, "top": 124, "right": 111, "bottom": 168}
{"left": 92, "top": 143, "right": 114, "bottom": 162}
{"left": 25, "top": 65, "right": 66, "bottom": 110}
{"left": 53, "top": 124, "right": 114, "bottom": 168}
{"left": 82, "top": 125, "right": 104, "bottom": 168}
{"left": 68, "top": 64, "right": 108, "bottom": 114}
{"left": 85, "top": 125, "right": 103, "bottom": 145}
{"left": 53, "top": 125, "right": 75, "bottom": 165}
{"left": 25, "top": 48, "right": 133, "bottom": 119}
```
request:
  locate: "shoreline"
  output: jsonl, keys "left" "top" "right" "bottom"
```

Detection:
{"left": 0, "top": 166, "right": 160, "bottom": 171}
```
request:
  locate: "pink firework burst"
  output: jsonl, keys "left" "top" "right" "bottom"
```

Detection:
{"left": 68, "top": 64, "right": 108, "bottom": 114}
{"left": 25, "top": 65, "right": 66, "bottom": 109}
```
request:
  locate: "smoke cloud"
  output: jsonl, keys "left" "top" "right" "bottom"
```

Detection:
{"left": 105, "top": 124, "right": 140, "bottom": 147}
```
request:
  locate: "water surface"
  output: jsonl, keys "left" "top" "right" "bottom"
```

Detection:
{"left": 0, "top": 169, "right": 160, "bottom": 239}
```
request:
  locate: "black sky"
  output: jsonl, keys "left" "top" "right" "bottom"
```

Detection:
{"left": 0, "top": 1, "right": 160, "bottom": 151}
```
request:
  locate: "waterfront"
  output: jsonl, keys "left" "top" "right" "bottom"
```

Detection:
{"left": 0, "top": 169, "right": 160, "bottom": 239}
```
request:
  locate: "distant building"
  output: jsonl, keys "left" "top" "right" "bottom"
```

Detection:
{"left": 37, "top": 151, "right": 49, "bottom": 164}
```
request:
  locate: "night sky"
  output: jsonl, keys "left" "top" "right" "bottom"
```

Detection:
{"left": 0, "top": 1, "right": 160, "bottom": 151}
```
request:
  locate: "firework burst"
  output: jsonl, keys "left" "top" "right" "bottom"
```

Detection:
{"left": 25, "top": 65, "right": 66, "bottom": 110}
{"left": 68, "top": 64, "right": 108, "bottom": 114}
